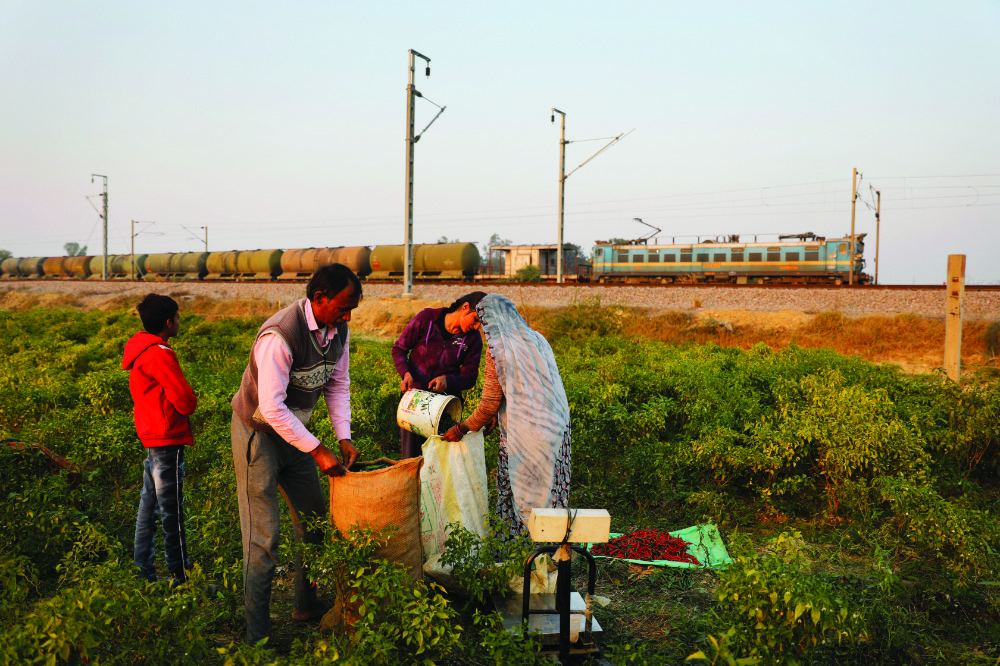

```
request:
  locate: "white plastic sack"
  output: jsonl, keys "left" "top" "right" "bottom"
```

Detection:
{"left": 419, "top": 431, "right": 489, "bottom": 560}
{"left": 508, "top": 553, "right": 559, "bottom": 595}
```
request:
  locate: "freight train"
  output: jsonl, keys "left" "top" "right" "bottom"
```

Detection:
{"left": 1, "top": 232, "right": 870, "bottom": 285}
{"left": 0, "top": 242, "right": 481, "bottom": 282}
{"left": 592, "top": 232, "right": 869, "bottom": 284}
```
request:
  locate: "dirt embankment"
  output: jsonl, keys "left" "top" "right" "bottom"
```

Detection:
{"left": 2, "top": 282, "right": 996, "bottom": 375}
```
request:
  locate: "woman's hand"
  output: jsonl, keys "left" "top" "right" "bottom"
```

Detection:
{"left": 428, "top": 376, "right": 448, "bottom": 393}
{"left": 442, "top": 425, "right": 465, "bottom": 442}
{"left": 400, "top": 373, "right": 417, "bottom": 393}
{"left": 484, "top": 414, "right": 499, "bottom": 435}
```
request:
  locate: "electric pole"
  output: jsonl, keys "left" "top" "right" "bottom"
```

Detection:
{"left": 92, "top": 174, "right": 108, "bottom": 280}
{"left": 403, "top": 49, "right": 445, "bottom": 298}
{"left": 874, "top": 190, "right": 881, "bottom": 285}
{"left": 549, "top": 111, "right": 631, "bottom": 284}
{"left": 552, "top": 109, "right": 566, "bottom": 283}
{"left": 131, "top": 220, "right": 160, "bottom": 281}
{"left": 849, "top": 168, "right": 857, "bottom": 286}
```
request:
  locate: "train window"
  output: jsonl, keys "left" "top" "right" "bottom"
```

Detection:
{"left": 786, "top": 252, "right": 799, "bottom": 261}
{"left": 696, "top": 253, "right": 709, "bottom": 262}
{"left": 839, "top": 243, "right": 847, "bottom": 254}
{"left": 767, "top": 252, "right": 781, "bottom": 261}
{"left": 663, "top": 254, "right": 676, "bottom": 262}
{"left": 618, "top": 253, "right": 629, "bottom": 263}
{"left": 633, "top": 254, "right": 644, "bottom": 263}
{"left": 713, "top": 253, "right": 726, "bottom": 262}
{"left": 805, "top": 251, "right": 819, "bottom": 261}
{"left": 648, "top": 253, "right": 659, "bottom": 263}
{"left": 748, "top": 253, "right": 762, "bottom": 262}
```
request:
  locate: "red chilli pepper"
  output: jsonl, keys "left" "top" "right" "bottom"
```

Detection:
{"left": 591, "top": 529, "right": 701, "bottom": 565}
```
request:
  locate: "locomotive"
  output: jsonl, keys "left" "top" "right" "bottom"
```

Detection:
{"left": 591, "top": 232, "right": 869, "bottom": 285}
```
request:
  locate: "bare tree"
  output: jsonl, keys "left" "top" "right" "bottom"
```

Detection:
{"left": 64, "top": 242, "right": 88, "bottom": 256}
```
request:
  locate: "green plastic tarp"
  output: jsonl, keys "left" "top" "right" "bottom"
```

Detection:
{"left": 586, "top": 523, "right": 732, "bottom": 569}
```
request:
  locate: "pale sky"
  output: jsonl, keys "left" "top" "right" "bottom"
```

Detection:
{"left": 1, "top": 1, "right": 998, "bottom": 284}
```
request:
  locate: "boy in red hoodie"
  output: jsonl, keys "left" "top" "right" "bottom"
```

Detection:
{"left": 122, "top": 294, "right": 198, "bottom": 585}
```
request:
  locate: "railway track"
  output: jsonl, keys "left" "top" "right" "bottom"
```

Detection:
{"left": 4, "top": 278, "right": 999, "bottom": 320}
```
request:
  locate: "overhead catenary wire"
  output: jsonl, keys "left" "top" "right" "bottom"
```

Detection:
{"left": 5, "top": 174, "right": 997, "bottom": 256}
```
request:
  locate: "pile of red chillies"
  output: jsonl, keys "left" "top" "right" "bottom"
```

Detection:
{"left": 590, "top": 529, "right": 701, "bottom": 565}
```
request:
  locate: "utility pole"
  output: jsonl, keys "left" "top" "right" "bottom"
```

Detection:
{"left": 202, "top": 226, "right": 208, "bottom": 252}
{"left": 403, "top": 49, "right": 445, "bottom": 298}
{"left": 849, "top": 168, "right": 857, "bottom": 285}
{"left": 92, "top": 174, "right": 108, "bottom": 280}
{"left": 550, "top": 112, "right": 631, "bottom": 284}
{"left": 552, "top": 109, "right": 567, "bottom": 283}
{"left": 131, "top": 220, "right": 158, "bottom": 281}
{"left": 874, "top": 190, "right": 881, "bottom": 285}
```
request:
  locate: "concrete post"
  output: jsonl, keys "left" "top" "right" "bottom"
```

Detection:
{"left": 944, "top": 254, "right": 966, "bottom": 382}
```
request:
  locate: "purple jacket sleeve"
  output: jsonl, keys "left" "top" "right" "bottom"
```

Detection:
{"left": 391, "top": 311, "right": 426, "bottom": 378}
{"left": 445, "top": 331, "right": 483, "bottom": 393}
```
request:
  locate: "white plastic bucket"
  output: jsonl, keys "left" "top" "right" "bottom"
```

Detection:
{"left": 397, "top": 389, "right": 462, "bottom": 437}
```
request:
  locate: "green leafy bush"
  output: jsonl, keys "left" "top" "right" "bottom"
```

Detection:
{"left": 515, "top": 264, "right": 542, "bottom": 282}
{"left": 878, "top": 478, "right": 1000, "bottom": 584}
{"left": 0, "top": 525, "right": 221, "bottom": 666}
{"left": 303, "top": 522, "right": 461, "bottom": 664}
{"left": 986, "top": 320, "right": 1000, "bottom": 359}
{"left": 708, "top": 531, "right": 864, "bottom": 665}
{"left": 438, "top": 518, "right": 534, "bottom": 603}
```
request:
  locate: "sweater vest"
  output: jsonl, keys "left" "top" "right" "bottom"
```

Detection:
{"left": 231, "top": 299, "right": 348, "bottom": 435}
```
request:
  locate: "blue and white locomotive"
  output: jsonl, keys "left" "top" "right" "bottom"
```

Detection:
{"left": 592, "top": 231, "right": 868, "bottom": 285}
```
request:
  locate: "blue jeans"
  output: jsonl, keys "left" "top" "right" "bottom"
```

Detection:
{"left": 134, "top": 445, "right": 190, "bottom": 584}
{"left": 231, "top": 412, "right": 325, "bottom": 645}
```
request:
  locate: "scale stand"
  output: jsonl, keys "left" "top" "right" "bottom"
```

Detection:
{"left": 492, "top": 508, "right": 611, "bottom": 662}
{"left": 523, "top": 543, "right": 597, "bottom": 661}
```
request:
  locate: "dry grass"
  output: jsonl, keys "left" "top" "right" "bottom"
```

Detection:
{"left": 182, "top": 295, "right": 292, "bottom": 320}
{"left": 2, "top": 287, "right": 994, "bottom": 375}
{"left": 0, "top": 290, "right": 84, "bottom": 311}
{"left": 531, "top": 305, "right": 997, "bottom": 375}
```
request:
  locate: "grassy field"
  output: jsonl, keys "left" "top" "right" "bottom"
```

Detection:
{"left": 0, "top": 297, "right": 998, "bottom": 665}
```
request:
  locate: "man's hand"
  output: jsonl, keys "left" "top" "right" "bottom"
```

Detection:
{"left": 338, "top": 439, "right": 359, "bottom": 471}
{"left": 428, "top": 376, "right": 448, "bottom": 393}
{"left": 309, "top": 443, "right": 345, "bottom": 477}
{"left": 400, "top": 373, "right": 418, "bottom": 393}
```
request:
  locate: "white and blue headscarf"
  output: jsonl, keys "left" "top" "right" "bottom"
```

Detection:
{"left": 476, "top": 294, "right": 571, "bottom": 523}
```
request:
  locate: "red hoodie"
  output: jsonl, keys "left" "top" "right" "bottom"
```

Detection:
{"left": 122, "top": 331, "right": 198, "bottom": 447}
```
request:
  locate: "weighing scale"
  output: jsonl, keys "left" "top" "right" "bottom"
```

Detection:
{"left": 492, "top": 508, "right": 611, "bottom": 662}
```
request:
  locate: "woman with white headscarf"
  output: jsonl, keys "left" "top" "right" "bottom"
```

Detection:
{"left": 441, "top": 294, "right": 571, "bottom": 542}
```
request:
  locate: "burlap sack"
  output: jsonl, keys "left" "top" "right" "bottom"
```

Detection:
{"left": 330, "top": 456, "right": 424, "bottom": 581}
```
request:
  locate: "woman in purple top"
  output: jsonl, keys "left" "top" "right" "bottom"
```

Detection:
{"left": 391, "top": 292, "right": 487, "bottom": 458}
